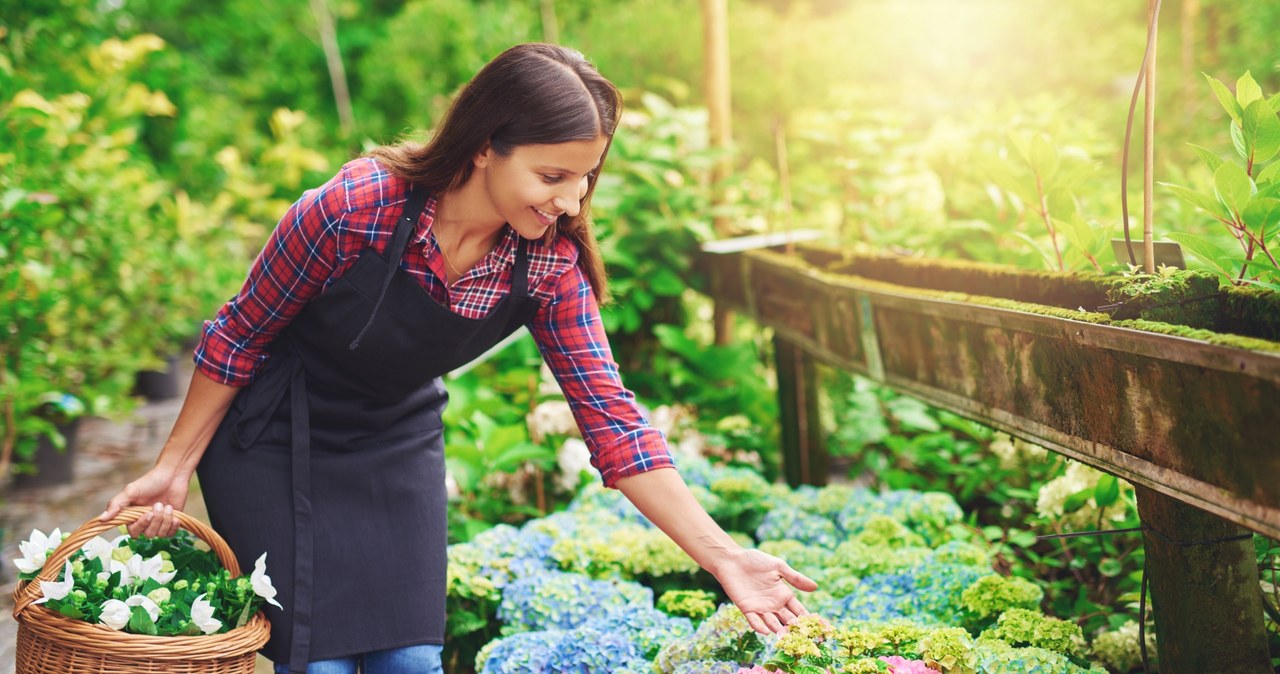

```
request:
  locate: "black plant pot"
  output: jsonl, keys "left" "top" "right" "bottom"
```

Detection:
{"left": 11, "top": 419, "right": 81, "bottom": 490}
{"left": 133, "top": 354, "right": 181, "bottom": 401}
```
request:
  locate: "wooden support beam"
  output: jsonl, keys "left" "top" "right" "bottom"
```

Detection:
{"left": 1135, "top": 486, "right": 1271, "bottom": 673}
{"left": 774, "top": 336, "right": 827, "bottom": 488}
{"left": 700, "top": 0, "right": 735, "bottom": 345}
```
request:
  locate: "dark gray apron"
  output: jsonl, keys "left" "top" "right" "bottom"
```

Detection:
{"left": 197, "top": 187, "right": 541, "bottom": 671}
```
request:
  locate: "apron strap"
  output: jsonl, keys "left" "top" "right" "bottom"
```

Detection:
{"left": 348, "top": 187, "right": 430, "bottom": 350}
{"left": 287, "top": 363, "right": 314, "bottom": 674}
{"left": 511, "top": 235, "right": 530, "bottom": 298}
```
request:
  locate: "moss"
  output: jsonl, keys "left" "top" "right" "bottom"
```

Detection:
{"left": 744, "top": 247, "right": 1280, "bottom": 355}
{"left": 1104, "top": 269, "right": 1219, "bottom": 327}
{"left": 1218, "top": 285, "right": 1280, "bottom": 342}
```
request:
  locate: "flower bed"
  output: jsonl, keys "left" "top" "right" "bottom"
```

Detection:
{"left": 448, "top": 454, "right": 1142, "bottom": 673}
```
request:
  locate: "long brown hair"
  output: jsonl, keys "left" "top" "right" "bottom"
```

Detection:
{"left": 367, "top": 43, "right": 621, "bottom": 303}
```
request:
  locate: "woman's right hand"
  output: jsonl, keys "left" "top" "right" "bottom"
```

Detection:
{"left": 101, "top": 466, "right": 190, "bottom": 538}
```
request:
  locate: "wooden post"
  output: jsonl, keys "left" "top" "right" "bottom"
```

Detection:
{"left": 309, "top": 0, "right": 355, "bottom": 137}
{"left": 540, "top": 0, "right": 559, "bottom": 44}
{"left": 1142, "top": 0, "right": 1158, "bottom": 274}
{"left": 1134, "top": 486, "right": 1271, "bottom": 673}
{"left": 774, "top": 336, "right": 827, "bottom": 487}
{"left": 701, "top": 0, "right": 735, "bottom": 345}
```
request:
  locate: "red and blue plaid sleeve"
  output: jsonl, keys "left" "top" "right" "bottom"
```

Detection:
{"left": 194, "top": 166, "right": 352, "bottom": 386}
{"left": 528, "top": 264, "right": 675, "bottom": 488}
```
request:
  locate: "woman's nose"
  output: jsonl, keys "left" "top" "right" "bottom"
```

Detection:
{"left": 553, "top": 178, "right": 588, "bottom": 217}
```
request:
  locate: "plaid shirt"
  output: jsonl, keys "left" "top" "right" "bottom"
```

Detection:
{"left": 195, "top": 158, "right": 673, "bottom": 487}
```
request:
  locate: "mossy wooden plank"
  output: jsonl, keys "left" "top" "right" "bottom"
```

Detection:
{"left": 701, "top": 247, "right": 1280, "bottom": 538}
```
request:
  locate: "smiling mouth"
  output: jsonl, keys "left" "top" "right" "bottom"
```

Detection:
{"left": 532, "top": 207, "right": 560, "bottom": 225}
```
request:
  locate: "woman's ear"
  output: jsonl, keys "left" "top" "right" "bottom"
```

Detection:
{"left": 473, "top": 142, "right": 494, "bottom": 169}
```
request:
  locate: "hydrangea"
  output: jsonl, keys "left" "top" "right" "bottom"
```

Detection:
{"left": 971, "top": 640, "right": 1106, "bottom": 674}
{"left": 830, "top": 540, "right": 933, "bottom": 577}
{"left": 568, "top": 482, "right": 654, "bottom": 528}
{"left": 916, "top": 626, "right": 976, "bottom": 673}
{"left": 758, "top": 540, "right": 834, "bottom": 578}
{"left": 497, "top": 570, "right": 652, "bottom": 633}
{"left": 838, "top": 490, "right": 964, "bottom": 545}
{"left": 881, "top": 655, "right": 938, "bottom": 674}
{"left": 980, "top": 609, "right": 1087, "bottom": 660}
{"left": 674, "top": 662, "right": 744, "bottom": 674}
{"left": 658, "top": 589, "right": 719, "bottom": 621}
{"left": 478, "top": 625, "right": 644, "bottom": 673}
{"left": 590, "top": 604, "right": 695, "bottom": 659}
{"left": 929, "top": 540, "right": 993, "bottom": 568}
{"left": 551, "top": 522, "right": 701, "bottom": 580}
{"left": 656, "top": 604, "right": 765, "bottom": 673}
{"left": 901, "top": 563, "right": 988, "bottom": 619}
{"left": 960, "top": 575, "right": 1044, "bottom": 622}
{"left": 1090, "top": 620, "right": 1156, "bottom": 673}
{"left": 851, "top": 516, "right": 926, "bottom": 549}
{"left": 755, "top": 507, "right": 842, "bottom": 549}
{"left": 824, "top": 572, "right": 913, "bottom": 624}
{"left": 1035, "top": 461, "right": 1132, "bottom": 528}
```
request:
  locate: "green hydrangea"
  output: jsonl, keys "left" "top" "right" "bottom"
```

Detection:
{"left": 831, "top": 540, "right": 932, "bottom": 577}
{"left": 960, "top": 575, "right": 1044, "bottom": 621}
{"left": 930, "top": 541, "right": 992, "bottom": 568}
{"left": 833, "top": 626, "right": 885, "bottom": 658}
{"left": 655, "top": 604, "right": 762, "bottom": 673}
{"left": 841, "top": 657, "right": 891, "bottom": 673}
{"left": 971, "top": 640, "right": 1107, "bottom": 674}
{"left": 658, "top": 590, "right": 718, "bottom": 622}
{"left": 1090, "top": 620, "right": 1156, "bottom": 673}
{"left": 981, "top": 609, "right": 1087, "bottom": 659}
{"left": 759, "top": 539, "right": 833, "bottom": 578}
{"left": 917, "top": 626, "right": 976, "bottom": 673}
{"left": 853, "top": 516, "right": 927, "bottom": 549}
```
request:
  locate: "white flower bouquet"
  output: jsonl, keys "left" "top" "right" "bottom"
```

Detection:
{"left": 12, "top": 507, "right": 270, "bottom": 674}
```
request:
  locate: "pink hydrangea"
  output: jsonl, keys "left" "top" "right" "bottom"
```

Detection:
{"left": 881, "top": 655, "right": 936, "bottom": 674}
{"left": 733, "top": 667, "right": 771, "bottom": 674}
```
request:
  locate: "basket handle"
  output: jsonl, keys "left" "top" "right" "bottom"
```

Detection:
{"left": 12, "top": 506, "right": 243, "bottom": 618}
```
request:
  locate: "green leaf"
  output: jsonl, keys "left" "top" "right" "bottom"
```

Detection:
{"left": 491, "top": 443, "right": 556, "bottom": 472}
{"left": 129, "top": 605, "right": 158, "bottom": 636}
{"left": 1269, "top": 92, "right": 1280, "bottom": 113}
{"left": 1205, "top": 73, "right": 1243, "bottom": 124}
{"left": 1237, "top": 71, "right": 1264, "bottom": 107}
{"left": 1030, "top": 134, "right": 1060, "bottom": 184}
{"left": 1215, "top": 161, "right": 1255, "bottom": 215}
{"left": 1257, "top": 161, "right": 1280, "bottom": 186}
{"left": 1165, "top": 232, "right": 1235, "bottom": 278}
{"left": 648, "top": 267, "right": 685, "bottom": 296}
{"left": 1094, "top": 474, "right": 1120, "bottom": 508}
{"left": 1188, "top": 143, "right": 1225, "bottom": 173}
{"left": 1231, "top": 120, "right": 1248, "bottom": 161}
{"left": 1242, "top": 198, "right": 1280, "bottom": 233}
{"left": 1063, "top": 487, "right": 1093, "bottom": 512}
{"left": 1243, "top": 99, "right": 1280, "bottom": 164}
{"left": 1161, "top": 183, "right": 1228, "bottom": 219}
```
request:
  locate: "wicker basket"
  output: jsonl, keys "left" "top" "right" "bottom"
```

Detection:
{"left": 12, "top": 506, "right": 271, "bottom": 673}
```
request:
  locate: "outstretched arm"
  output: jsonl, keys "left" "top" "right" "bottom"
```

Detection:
{"left": 616, "top": 467, "right": 818, "bottom": 634}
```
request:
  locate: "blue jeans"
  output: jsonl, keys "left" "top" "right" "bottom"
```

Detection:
{"left": 273, "top": 644, "right": 444, "bottom": 674}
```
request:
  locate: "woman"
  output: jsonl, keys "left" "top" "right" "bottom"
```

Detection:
{"left": 101, "top": 43, "right": 816, "bottom": 674}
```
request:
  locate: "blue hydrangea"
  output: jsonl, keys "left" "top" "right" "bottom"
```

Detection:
{"left": 498, "top": 570, "right": 653, "bottom": 633}
{"left": 823, "top": 572, "right": 914, "bottom": 624}
{"left": 479, "top": 625, "right": 643, "bottom": 673}
{"left": 837, "top": 490, "right": 964, "bottom": 544}
{"left": 477, "top": 631, "right": 556, "bottom": 674}
{"left": 672, "top": 662, "right": 743, "bottom": 674}
{"left": 569, "top": 482, "right": 654, "bottom": 528}
{"left": 755, "top": 507, "right": 841, "bottom": 549}
{"left": 587, "top": 605, "right": 695, "bottom": 659}
{"left": 900, "top": 563, "right": 988, "bottom": 619}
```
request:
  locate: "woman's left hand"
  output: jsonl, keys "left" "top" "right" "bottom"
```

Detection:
{"left": 713, "top": 548, "right": 818, "bottom": 635}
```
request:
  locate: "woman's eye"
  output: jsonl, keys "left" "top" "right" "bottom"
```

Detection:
{"left": 541, "top": 174, "right": 563, "bottom": 184}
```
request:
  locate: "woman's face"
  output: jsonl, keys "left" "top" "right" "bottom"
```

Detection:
{"left": 477, "top": 135, "right": 608, "bottom": 239}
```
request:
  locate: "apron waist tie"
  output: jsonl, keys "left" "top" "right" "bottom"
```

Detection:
{"left": 287, "top": 363, "right": 315, "bottom": 674}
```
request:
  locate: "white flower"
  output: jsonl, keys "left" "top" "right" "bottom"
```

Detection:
{"left": 556, "top": 438, "right": 592, "bottom": 492}
{"left": 99, "top": 599, "right": 131, "bottom": 630}
{"left": 13, "top": 528, "right": 63, "bottom": 574}
{"left": 110, "top": 553, "right": 176, "bottom": 586}
{"left": 526, "top": 400, "right": 579, "bottom": 444}
{"left": 124, "top": 594, "right": 160, "bottom": 622}
{"left": 33, "top": 561, "right": 75, "bottom": 605}
{"left": 191, "top": 593, "right": 223, "bottom": 634}
{"left": 80, "top": 534, "right": 129, "bottom": 568}
{"left": 251, "top": 553, "right": 282, "bottom": 608}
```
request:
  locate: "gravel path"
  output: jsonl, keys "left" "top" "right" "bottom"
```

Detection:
{"left": 0, "top": 363, "right": 273, "bottom": 673}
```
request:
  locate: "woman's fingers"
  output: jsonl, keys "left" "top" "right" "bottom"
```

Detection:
{"left": 787, "top": 596, "right": 809, "bottom": 618}
{"left": 761, "top": 611, "right": 785, "bottom": 634}
{"left": 743, "top": 611, "right": 769, "bottom": 635}
{"left": 777, "top": 606, "right": 799, "bottom": 626}
{"left": 780, "top": 561, "right": 818, "bottom": 592}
